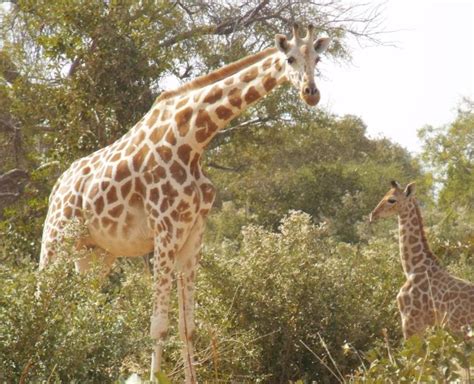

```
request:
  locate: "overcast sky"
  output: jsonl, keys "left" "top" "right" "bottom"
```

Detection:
{"left": 318, "top": 0, "right": 474, "bottom": 153}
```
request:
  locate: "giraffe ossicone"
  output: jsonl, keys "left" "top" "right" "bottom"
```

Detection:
{"left": 370, "top": 181, "right": 474, "bottom": 339}
{"left": 39, "top": 24, "right": 330, "bottom": 383}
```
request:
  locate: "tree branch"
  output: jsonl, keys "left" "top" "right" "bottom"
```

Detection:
{"left": 206, "top": 162, "right": 243, "bottom": 173}
{"left": 68, "top": 39, "right": 97, "bottom": 77}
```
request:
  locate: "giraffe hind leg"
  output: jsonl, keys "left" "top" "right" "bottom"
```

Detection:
{"left": 150, "top": 241, "right": 175, "bottom": 382}
{"left": 175, "top": 219, "right": 204, "bottom": 384}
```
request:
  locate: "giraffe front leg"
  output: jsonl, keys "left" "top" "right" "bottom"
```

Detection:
{"left": 397, "top": 288, "right": 430, "bottom": 339}
{"left": 175, "top": 220, "right": 204, "bottom": 384}
{"left": 150, "top": 240, "right": 175, "bottom": 382}
{"left": 399, "top": 307, "right": 429, "bottom": 339}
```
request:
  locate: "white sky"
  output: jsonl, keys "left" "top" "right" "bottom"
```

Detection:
{"left": 318, "top": 0, "right": 474, "bottom": 153}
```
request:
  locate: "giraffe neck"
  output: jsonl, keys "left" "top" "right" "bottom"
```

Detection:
{"left": 398, "top": 198, "right": 440, "bottom": 276}
{"left": 147, "top": 49, "right": 287, "bottom": 154}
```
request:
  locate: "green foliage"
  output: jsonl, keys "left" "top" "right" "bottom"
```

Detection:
{"left": 418, "top": 99, "right": 474, "bottom": 264}
{"left": 0, "top": 261, "right": 152, "bottom": 383}
{"left": 419, "top": 99, "right": 474, "bottom": 215}
{"left": 351, "top": 328, "right": 473, "bottom": 383}
{"left": 1, "top": 206, "right": 473, "bottom": 382}
{"left": 202, "top": 210, "right": 403, "bottom": 382}
{"left": 208, "top": 113, "right": 423, "bottom": 241}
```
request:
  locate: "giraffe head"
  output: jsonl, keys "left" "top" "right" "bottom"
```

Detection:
{"left": 369, "top": 181, "right": 416, "bottom": 222}
{"left": 275, "top": 23, "right": 330, "bottom": 106}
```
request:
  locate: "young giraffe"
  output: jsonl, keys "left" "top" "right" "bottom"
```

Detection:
{"left": 370, "top": 181, "right": 474, "bottom": 339}
{"left": 39, "top": 24, "right": 331, "bottom": 382}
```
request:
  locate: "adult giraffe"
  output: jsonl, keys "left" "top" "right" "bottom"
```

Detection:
{"left": 40, "top": 24, "right": 331, "bottom": 383}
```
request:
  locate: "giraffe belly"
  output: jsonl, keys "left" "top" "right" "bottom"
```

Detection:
{"left": 88, "top": 213, "right": 154, "bottom": 257}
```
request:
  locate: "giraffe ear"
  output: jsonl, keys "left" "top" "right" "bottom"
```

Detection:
{"left": 390, "top": 180, "right": 401, "bottom": 189}
{"left": 314, "top": 37, "right": 331, "bottom": 54}
{"left": 404, "top": 182, "right": 416, "bottom": 197}
{"left": 275, "top": 34, "right": 290, "bottom": 53}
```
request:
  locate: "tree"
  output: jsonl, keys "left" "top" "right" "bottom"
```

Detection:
{"left": 419, "top": 98, "right": 474, "bottom": 214}
{"left": 418, "top": 98, "right": 474, "bottom": 261}
{"left": 207, "top": 110, "right": 423, "bottom": 241}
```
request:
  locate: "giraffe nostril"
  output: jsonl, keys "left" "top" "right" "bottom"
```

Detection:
{"left": 312, "top": 88, "right": 319, "bottom": 96}
{"left": 304, "top": 87, "right": 311, "bottom": 94}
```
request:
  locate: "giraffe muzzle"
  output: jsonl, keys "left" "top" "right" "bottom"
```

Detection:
{"left": 301, "top": 88, "right": 320, "bottom": 106}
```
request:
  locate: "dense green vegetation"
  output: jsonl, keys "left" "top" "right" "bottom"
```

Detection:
{"left": 0, "top": 1, "right": 472, "bottom": 383}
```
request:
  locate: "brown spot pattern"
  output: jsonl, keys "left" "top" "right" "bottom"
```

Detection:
{"left": 262, "top": 57, "right": 272, "bottom": 70}
{"left": 228, "top": 88, "right": 242, "bottom": 108}
{"left": 176, "top": 97, "right": 189, "bottom": 109}
{"left": 149, "top": 188, "right": 160, "bottom": 202}
{"left": 64, "top": 206, "right": 73, "bottom": 219}
{"left": 244, "top": 86, "right": 261, "bottom": 104}
{"left": 106, "top": 187, "right": 118, "bottom": 204}
{"left": 175, "top": 107, "right": 193, "bottom": 134}
{"left": 121, "top": 180, "right": 132, "bottom": 198}
{"left": 109, "top": 205, "right": 124, "bottom": 218}
{"left": 216, "top": 106, "right": 233, "bottom": 120}
{"left": 135, "top": 177, "right": 146, "bottom": 197}
{"left": 200, "top": 183, "right": 215, "bottom": 204}
{"left": 165, "top": 130, "right": 177, "bottom": 145}
{"left": 177, "top": 144, "right": 192, "bottom": 164}
{"left": 170, "top": 161, "right": 187, "bottom": 184}
{"left": 149, "top": 124, "right": 167, "bottom": 143}
{"left": 116, "top": 160, "right": 131, "bottom": 182}
{"left": 94, "top": 196, "right": 105, "bottom": 214}
{"left": 157, "top": 146, "right": 172, "bottom": 163}
{"left": 240, "top": 67, "right": 258, "bottom": 83}
{"left": 195, "top": 109, "right": 218, "bottom": 143}
{"left": 132, "top": 150, "right": 145, "bottom": 172}
{"left": 147, "top": 109, "right": 161, "bottom": 127}
{"left": 160, "top": 181, "right": 179, "bottom": 212}
{"left": 412, "top": 245, "right": 422, "bottom": 253}
{"left": 203, "top": 86, "right": 223, "bottom": 104}
{"left": 190, "top": 154, "right": 200, "bottom": 178}
{"left": 263, "top": 75, "right": 277, "bottom": 92}
{"left": 110, "top": 153, "right": 121, "bottom": 162}
{"left": 152, "top": 166, "right": 167, "bottom": 182}
{"left": 129, "top": 193, "right": 143, "bottom": 208}
{"left": 161, "top": 109, "right": 171, "bottom": 121}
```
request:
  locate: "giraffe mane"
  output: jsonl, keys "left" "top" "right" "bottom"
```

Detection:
{"left": 155, "top": 47, "right": 278, "bottom": 103}
{"left": 413, "top": 201, "right": 440, "bottom": 264}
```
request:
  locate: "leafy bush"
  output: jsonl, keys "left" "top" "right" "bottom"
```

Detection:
{"left": 0, "top": 261, "right": 152, "bottom": 383}
{"left": 1, "top": 208, "right": 472, "bottom": 383}
{"left": 351, "top": 328, "right": 473, "bottom": 383}
{"left": 202, "top": 210, "right": 404, "bottom": 382}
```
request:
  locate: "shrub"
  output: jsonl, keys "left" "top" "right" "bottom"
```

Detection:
{"left": 202, "top": 210, "right": 404, "bottom": 382}
{"left": 350, "top": 328, "right": 473, "bottom": 383}
{"left": 0, "top": 261, "right": 151, "bottom": 383}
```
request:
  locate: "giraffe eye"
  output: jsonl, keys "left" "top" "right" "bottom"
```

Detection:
{"left": 315, "top": 57, "right": 321, "bottom": 64}
{"left": 287, "top": 56, "right": 296, "bottom": 64}
{"left": 387, "top": 198, "right": 396, "bottom": 204}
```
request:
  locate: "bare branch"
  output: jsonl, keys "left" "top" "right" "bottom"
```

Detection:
{"left": 0, "top": 168, "right": 28, "bottom": 182}
{"left": 206, "top": 162, "right": 243, "bottom": 173}
{"left": 68, "top": 39, "right": 97, "bottom": 77}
